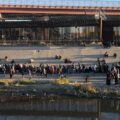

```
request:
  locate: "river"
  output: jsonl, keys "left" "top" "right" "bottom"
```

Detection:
{"left": 0, "top": 99, "right": 119, "bottom": 120}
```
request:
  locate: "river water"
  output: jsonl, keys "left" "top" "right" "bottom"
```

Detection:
{"left": 0, "top": 99, "right": 119, "bottom": 120}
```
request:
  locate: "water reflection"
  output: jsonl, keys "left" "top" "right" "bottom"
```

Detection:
{"left": 0, "top": 99, "right": 119, "bottom": 120}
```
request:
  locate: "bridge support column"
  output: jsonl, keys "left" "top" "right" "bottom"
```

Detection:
{"left": 44, "top": 28, "right": 50, "bottom": 44}
{"left": 100, "top": 16, "right": 103, "bottom": 41}
{"left": 1, "top": 28, "right": 6, "bottom": 44}
{"left": 102, "top": 25, "right": 113, "bottom": 46}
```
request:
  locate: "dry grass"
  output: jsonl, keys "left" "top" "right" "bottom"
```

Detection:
{"left": 0, "top": 79, "right": 14, "bottom": 86}
{"left": 0, "top": 79, "right": 36, "bottom": 86}
{"left": 17, "top": 78, "right": 36, "bottom": 85}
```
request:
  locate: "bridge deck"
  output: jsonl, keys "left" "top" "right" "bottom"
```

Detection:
{"left": 0, "top": 1, "right": 120, "bottom": 15}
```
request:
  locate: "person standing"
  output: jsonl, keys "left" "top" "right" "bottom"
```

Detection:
{"left": 2, "top": 65, "right": 6, "bottom": 78}
{"left": 106, "top": 71, "right": 111, "bottom": 85}
{"left": 85, "top": 75, "right": 90, "bottom": 83}
{"left": 114, "top": 72, "right": 119, "bottom": 84}
{"left": 9, "top": 66, "right": 13, "bottom": 79}
{"left": 43, "top": 67, "right": 47, "bottom": 77}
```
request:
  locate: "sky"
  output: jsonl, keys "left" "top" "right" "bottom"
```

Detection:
{"left": 0, "top": 0, "right": 120, "bottom": 7}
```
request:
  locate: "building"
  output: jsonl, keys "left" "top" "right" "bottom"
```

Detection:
{"left": 0, "top": 0, "right": 120, "bottom": 46}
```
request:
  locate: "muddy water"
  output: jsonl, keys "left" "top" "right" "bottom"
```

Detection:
{"left": 0, "top": 99, "right": 119, "bottom": 120}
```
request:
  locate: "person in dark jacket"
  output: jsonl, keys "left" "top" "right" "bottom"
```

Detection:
{"left": 106, "top": 71, "right": 112, "bottom": 85}
{"left": 114, "top": 72, "right": 119, "bottom": 84}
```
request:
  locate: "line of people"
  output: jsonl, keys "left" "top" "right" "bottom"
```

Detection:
{"left": 0, "top": 59, "right": 119, "bottom": 81}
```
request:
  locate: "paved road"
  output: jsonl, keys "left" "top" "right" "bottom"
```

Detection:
{"left": 0, "top": 73, "right": 106, "bottom": 86}
{"left": 0, "top": 46, "right": 119, "bottom": 65}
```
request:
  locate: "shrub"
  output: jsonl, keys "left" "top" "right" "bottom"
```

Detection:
{"left": 17, "top": 79, "right": 36, "bottom": 85}
{"left": 0, "top": 80, "right": 13, "bottom": 86}
{"left": 54, "top": 77, "right": 69, "bottom": 85}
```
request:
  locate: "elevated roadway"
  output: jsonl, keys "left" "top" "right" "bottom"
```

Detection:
{"left": 0, "top": 5, "right": 120, "bottom": 15}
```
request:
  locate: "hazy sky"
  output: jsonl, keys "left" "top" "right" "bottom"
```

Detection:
{"left": 0, "top": 0, "right": 119, "bottom": 7}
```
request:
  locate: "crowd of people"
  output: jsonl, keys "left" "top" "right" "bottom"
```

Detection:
{"left": 106, "top": 64, "right": 120, "bottom": 85}
{"left": 0, "top": 57, "right": 119, "bottom": 84}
